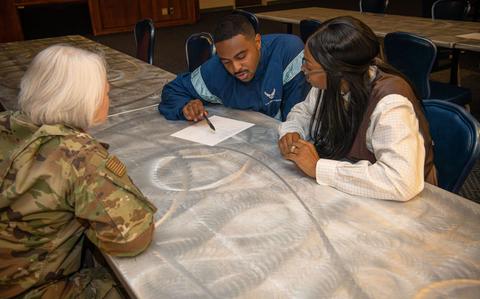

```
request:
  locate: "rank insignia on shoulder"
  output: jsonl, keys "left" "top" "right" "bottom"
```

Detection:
{"left": 105, "top": 156, "right": 126, "bottom": 177}
{"left": 96, "top": 148, "right": 109, "bottom": 159}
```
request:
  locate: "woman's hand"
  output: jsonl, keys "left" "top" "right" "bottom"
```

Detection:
{"left": 278, "top": 132, "right": 301, "bottom": 156}
{"left": 284, "top": 139, "right": 319, "bottom": 178}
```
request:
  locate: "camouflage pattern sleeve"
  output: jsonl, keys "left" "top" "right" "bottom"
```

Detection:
{"left": 71, "top": 141, "right": 157, "bottom": 257}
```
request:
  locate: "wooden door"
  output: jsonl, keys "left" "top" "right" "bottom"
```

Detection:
{"left": 0, "top": 0, "right": 23, "bottom": 42}
{"left": 141, "top": 0, "right": 197, "bottom": 27}
{"left": 148, "top": 0, "right": 185, "bottom": 21}
{"left": 89, "top": 0, "right": 198, "bottom": 35}
{"left": 89, "top": 0, "right": 141, "bottom": 35}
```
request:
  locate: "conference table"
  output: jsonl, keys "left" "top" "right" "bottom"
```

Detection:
{"left": 91, "top": 105, "right": 480, "bottom": 299}
{"left": 0, "top": 35, "right": 174, "bottom": 115}
{"left": 255, "top": 7, "right": 480, "bottom": 51}
{"left": 1, "top": 34, "right": 479, "bottom": 298}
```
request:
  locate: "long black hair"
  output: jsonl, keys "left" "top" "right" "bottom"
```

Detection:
{"left": 307, "top": 16, "right": 415, "bottom": 159}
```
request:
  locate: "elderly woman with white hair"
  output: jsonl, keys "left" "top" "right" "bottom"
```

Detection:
{"left": 0, "top": 45, "right": 156, "bottom": 299}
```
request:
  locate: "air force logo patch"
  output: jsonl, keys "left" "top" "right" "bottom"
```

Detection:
{"left": 264, "top": 88, "right": 276, "bottom": 99}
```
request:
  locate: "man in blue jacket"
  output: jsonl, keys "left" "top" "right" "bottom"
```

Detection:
{"left": 159, "top": 14, "right": 309, "bottom": 122}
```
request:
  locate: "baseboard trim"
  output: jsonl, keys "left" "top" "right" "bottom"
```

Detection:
{"left": 200, "top": 6, "right": 234, "bottom": 13}
{"left": 266, "top": 0, "right": 308, "bottom": 6}
{"left": 199, "top": 0, "right": 308, "bottom": 13}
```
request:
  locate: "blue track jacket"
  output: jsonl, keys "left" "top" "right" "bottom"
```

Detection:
{"left": 159, "top": 34, "right": 309, "bottom": 121}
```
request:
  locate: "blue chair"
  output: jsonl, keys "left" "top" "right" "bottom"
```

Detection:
{"left": 473, "top": 0, "right": 480, "bottom": 21}
{"left": 232, "top": 9, "right": 260, "bottom": 34}
{"left": 431, "top": 0, "right": 471, "bottom": 85}
{"left": 359, "top": 0, "right": 389, "bottom": 13}
{"left": 432, "top": 0, "right": 471, "bottom": 20}
{"left": 383, "top": 32, "right": 472, "bottom": 106}
{"left": 185, "top": 32, "right": 215, "bottom": 72}
{"left": 134, "top": 19, "right": 155, "bottom": 64}
{"left": 423, "top": 100, "right": 480, "bottom": 193}
{"left": 299, "top": 19, "right": 322, "bottom": 43}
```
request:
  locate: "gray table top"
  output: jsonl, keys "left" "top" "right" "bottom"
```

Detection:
{"left": 0, "top": 35, "right": 174, "bottom": 114}
{"left": 90, "top": 105, "right": 480, "bottom": 299}
{"left": 256, "top": 7, "right": 480, "bottom": 51}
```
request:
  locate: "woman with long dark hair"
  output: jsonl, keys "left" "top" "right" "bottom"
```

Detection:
{"left": 278, "top": 16, "right": 437, "bottom": 201}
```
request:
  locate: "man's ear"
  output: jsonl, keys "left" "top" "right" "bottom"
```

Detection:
{"left": 255, "top": 33, "right": 261, "bottom": 50}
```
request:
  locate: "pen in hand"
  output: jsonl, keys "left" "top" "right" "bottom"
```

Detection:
{"left": 204, "top": 112, "right": 216, "bottom": 131}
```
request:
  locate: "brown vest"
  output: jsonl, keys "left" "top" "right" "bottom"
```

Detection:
{"left": 346, "top": 70, "right": 437, "bottom": 185}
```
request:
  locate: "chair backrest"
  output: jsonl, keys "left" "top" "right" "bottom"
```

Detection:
{"left": 359, "top": 0, "right": 389, "bottom": 13}
{"left": 185, "top": 32, "right": 215, "bottom": 72}
{"left": 384, "top": 32, "right": 437, "bottom": 99}
{"left": 232, "top": 9, "right": 260, "bottom": 34}
{"left": 299, "top": 19, "right": 322, "bottom": 43}
{"left": 134, "top": 18, "right": 155, "bottom": 64}
{"left": 423, "top": 100, "right": 480, "bottom": 193}
{"left": 432, "top": 0, "right": 471, "bottom": 20}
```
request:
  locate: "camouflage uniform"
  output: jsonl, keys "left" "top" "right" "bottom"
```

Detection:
{"left": 0, "top": 111, "right": 157, "bottom": 298}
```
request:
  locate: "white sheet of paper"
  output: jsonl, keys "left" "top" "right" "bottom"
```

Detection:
{"left": 171, "top": 115, "right": 255, "bottom": 146}
{"left": 456, "top": 33, "right": 480, "bottom": 40}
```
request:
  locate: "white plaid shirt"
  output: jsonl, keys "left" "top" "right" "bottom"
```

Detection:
{"left": 279, "top": 86, "right": 426, "bottom": 201}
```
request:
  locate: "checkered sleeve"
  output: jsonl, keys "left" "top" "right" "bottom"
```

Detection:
{"left": 315, "top": 94, "right": 425, "bottom": 201}
{"left": 278, "top": 87, "right": 321, "bottom": 139}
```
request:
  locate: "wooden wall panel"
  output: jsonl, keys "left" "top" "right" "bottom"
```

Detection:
{"left": 90, "top": 0, "right": 198, "bottom": 35}
{"left": 97, "top": 0, "right": 141, "bottom": 29}
{"left": 149, "top": 0, "right": 187, "bottom": 21}
{"left": 0, "top": 0, "right": 23, "bottom": 42}
{"left": 1, "top": 0, "right": 199, "bottom": 41}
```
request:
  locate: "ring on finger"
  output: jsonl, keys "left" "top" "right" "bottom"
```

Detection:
{"left": 290, "top": 145, "right": 296, "bottom": 153}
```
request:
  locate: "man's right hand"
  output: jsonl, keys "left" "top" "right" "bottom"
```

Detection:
{"left": 182, "top": 99, "right": 207, "bottom": 121}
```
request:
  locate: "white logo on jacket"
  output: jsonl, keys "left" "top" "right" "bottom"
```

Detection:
{"left": 264, "top": 88, "right": 276, "bottom": 99}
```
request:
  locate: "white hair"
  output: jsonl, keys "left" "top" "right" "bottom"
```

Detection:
{"left": 18, "top": 44, "right": 107, "bottom": 129}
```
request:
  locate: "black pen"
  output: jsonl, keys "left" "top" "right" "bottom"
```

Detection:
{"left": 204, "top": 112, "right": 216, "bottom": 131}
